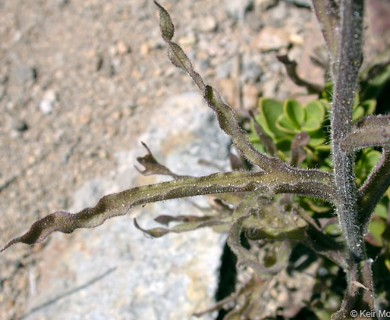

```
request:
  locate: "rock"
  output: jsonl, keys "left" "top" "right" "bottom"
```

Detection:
{"left": 24, "top": 92, "right": 231, "bottom": 320}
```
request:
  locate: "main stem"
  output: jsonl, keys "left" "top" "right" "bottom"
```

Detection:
{"left": 332, "top": 0, "right": 364, "bottom": 263}
{"left": 331, "top": 0, "right": 376, "bottom": 317}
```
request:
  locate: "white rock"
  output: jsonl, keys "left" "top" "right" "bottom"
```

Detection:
{"left": 24, "top": 92, "right": 231, "bottom": 320}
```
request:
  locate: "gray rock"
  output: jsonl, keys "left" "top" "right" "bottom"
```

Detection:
{"left": 242, "top": 60, "right": 263, "bottom": 83}
{"left": 12, "top": 119, "right": 29, "bottom": 132}
{"left": 24, "top": 92, "right": 231, "bottom": 320}
{"left": 225, "top": 0, "right": 254, "bottom": 21}
{"left": 10, "top": 65, "right": 37, "bottom": 86}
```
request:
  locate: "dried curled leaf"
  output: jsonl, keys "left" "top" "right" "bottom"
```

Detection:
{"left": 290, "top": 132, "right": 310, "bottom": 167}
{"left": 134, "top": 215, "right": 230, "bottom": 238}
{"left": 135, "top": 141, "right": 184, "bottom": 178}
{"left": 154, "top": 214, "right": 214, "bottom": 226}
{"left": 277, "top": 55, "right": 323, "bottom": 94}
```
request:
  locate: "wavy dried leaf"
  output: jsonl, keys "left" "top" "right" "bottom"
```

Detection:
{"left": 2, "top": 170, "right": 331, "bottom": 252}
{"left": 205, "top": 85, "right": 282, "bottom": 172}
{"left": 277, "top": 55, "right": 323, "bottom": 94}
{"left": 290, "top": 132, "right": 310, "bottom": 167}
{"left": 167, "top": 43, "right": 205, "bottom": 91}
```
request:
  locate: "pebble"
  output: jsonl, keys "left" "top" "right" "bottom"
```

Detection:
{"left": 39, "top": 90, "right": 58, "bottom": 114}
{"left": 56, "top": 0, "right": 69, "bottom": 7}
{"left": 216, "top": 59, "right": 234, "bottom": 79}
{"left": 0, "top": 85, "right": 5, "bottom": 101}
{"left": 242, "top": 84, "right": 259, "bottom": 110}
{"left": 12, "top": 119, "right": 29, "bottom": 132}
{"left": 178, "top": 34, "right": 197, "bottom": 47}
{"left": 198, "top": 16, "right": 218, "bottom": 33}
{"left": 256, "top": 0, "right": 279, "bottom": 10}
{"left": 245, "top": 10, "right": 264, "bottom": 31}
{"left": 116, "top": 41, "right": 130, "bottom": 55}
{"left": 218, "top": 78, "right": 237, "bottom": 107}
{"left": 252, "top": 27, "right": 289, "bottom": 52}
{"left": 289, "top": 33, "right": 304, "bottom": 46}
{"left": 241, "top": 60, "right": 263, "bottom": 83}
{"left": 140, "top": 42, "right": 151, "bottom": 56}
{"left": 284, "top": 0, "right": 312, "bottom": 8}
{"left": 225, "top": 0, "right": 253, "bottom": 21}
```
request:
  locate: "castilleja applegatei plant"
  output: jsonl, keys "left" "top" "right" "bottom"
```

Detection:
{"left": 2, "top": 1, "right": 390, "bottom": 319}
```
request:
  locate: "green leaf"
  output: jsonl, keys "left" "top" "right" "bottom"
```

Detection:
{"left": 361, "top": 99, "right": 376, "bottom": 115}
{"left": 308, "top": 129, "right": 327, "bottom": 147}
{"left": 257, "top": 98, "right": 286, "bottom": 139}
{"left": 276, "top": 114, "right": 299, "bottom": 134}
{"left": 374, "top": 202, "right": 388, "bottom": 219}
{"left": 284, "top": 100, "right": 305, "bottom": 128}
{"left": 368, "top": 218, "right": 386, "bottom": 247}
{"left": 352, "top": 105, "right": 365, "bottom": 122}
{"left": 302, "top": 101, "right": 326, "bottom": 133}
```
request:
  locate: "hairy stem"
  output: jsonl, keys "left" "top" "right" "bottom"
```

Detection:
{"left": 329, "top": 0, "right": 377, "bottom": 317}
{"left": 332, "top": 0, "right": 364, "bottom": 262}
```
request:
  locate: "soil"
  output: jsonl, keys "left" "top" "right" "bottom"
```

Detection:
{"left": 1, "top": 1, "right": 389, "bottom": 319}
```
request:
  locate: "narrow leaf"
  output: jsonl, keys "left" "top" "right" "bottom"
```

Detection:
{"left": 341, "top": 115, "right": 390, "bottom": 152}
{"left": 154, "top": 1, "right": 174, "bottom": 41}
{"left": 311, "top": 0, "right": 340, "bottom": 66}
{"left": 135, "top": 216, "right": 230, "bottom": 238}
{"left": 205, "top": 85, "right": 283, "bottom": 172}
{"left": 1, "top": 169, "right": 337, "bottom": 252}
